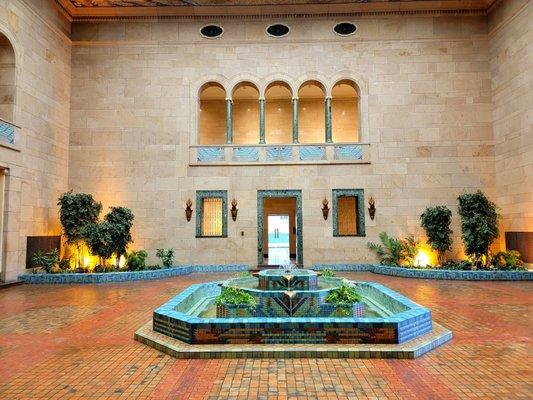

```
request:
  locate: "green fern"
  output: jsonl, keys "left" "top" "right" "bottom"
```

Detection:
{"left": 368, "top": 232, "right": 419, "bottom": 266}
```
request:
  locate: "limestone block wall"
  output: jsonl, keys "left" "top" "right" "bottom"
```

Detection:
{"left": 68, "top": 14, "right": 497, "bottom": 267}
{"left": 0, "top": 0, "right": 71, "bottom": 281}
{"left": 489, "top": 0, "right": 532, "bottom": 245}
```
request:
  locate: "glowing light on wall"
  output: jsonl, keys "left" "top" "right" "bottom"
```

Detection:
{"left": 414, "top": 250, "right": 430, "bottom": 268}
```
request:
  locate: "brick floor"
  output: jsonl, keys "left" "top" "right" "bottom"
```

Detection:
{"left": 0, "top": 272, "right": 531, "bottom": 399}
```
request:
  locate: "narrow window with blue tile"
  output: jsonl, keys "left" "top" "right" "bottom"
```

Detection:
{"left": 196, "top": 190, "right": 228, "bottom": 238}
{"left": 332, "top": 189, "right": 365, "bottom": 237}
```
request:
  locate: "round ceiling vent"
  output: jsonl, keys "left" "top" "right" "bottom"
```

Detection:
{"left": 266, "top": 24, "right": 290, "bottom": 38}
{"left": 200, "top": 25, "right": 224, "bottom": 39}
{"left": 333, "top": 22, "right": 357, "bottom": 36}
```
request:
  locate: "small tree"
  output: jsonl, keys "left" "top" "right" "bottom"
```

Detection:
{"left": 104, "top": 207, "right": 134, "bottom": 267}
{"left": 57, "top": 191, "right": 102, "bottom": 267}
{"left": 420, "top": 206, "right": 453, "bottom": 265}
{"left": 457, "top": 191, "right": 499, "bottom": 268}
{"left": 82, "top": 222, "right": 114, "bottom": 267}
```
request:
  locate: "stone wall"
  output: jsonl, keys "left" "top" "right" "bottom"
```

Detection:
{"left": 69, "top": 15, "right": 496, "bottom": 267}
{"left": 489, "top": 0, "right": 532, "bottom": 246}
{"left": 0, "top": 0, "right": 71, "bottom": 281}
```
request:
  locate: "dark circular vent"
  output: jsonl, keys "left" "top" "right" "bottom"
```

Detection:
{"left": 267, "top": 24, "right": 290, "bottom": 37}
{"left": 200, "top": 25, "right": 223, "bottom": 38}
{"left": 334, "top": 22, "right": 357, "bottom": 36}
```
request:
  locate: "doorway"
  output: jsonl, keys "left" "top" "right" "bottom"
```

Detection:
{"left": 257, "top": 190, "right": 303, "bottom": 266}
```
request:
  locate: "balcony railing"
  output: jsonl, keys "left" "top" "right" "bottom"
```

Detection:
{"left": 189, "top": 143, "right": 370, "bottom": 166}
{"left": 0, "top": 117, "right": 18, "bottom": 146}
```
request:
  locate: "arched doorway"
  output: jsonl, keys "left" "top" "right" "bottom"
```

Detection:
{"left": 198, "top": 82, "right": 226, "bottom": 145}
{"left": 298, "top": 80, "right": 325, "bottom": 143}
{"left": 332, "top": 80, "right": 360, "bottom": 142}
{"left": 265, "top": 81, "right": 292, "bottom": 144}
{"left": 232, "top": 82, "right": 260, "bottom": 144}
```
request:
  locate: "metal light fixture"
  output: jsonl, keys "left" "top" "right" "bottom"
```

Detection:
{"left": 321, "top": 198, "right": 330, "bottom": 220}
{"left": 185, "top": 199, "right": 193, "bottom": 222}
{"left": 368, "top": 197, "right": 376, "bottom": 220}
{"left": 230, "top": 199, "right": 239, "bottom": 221}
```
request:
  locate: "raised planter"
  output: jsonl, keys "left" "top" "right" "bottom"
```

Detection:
{"left": 319, "top": 302, "right": 364, "bottom": 317}
{"left": 313, "top": 264, "right": 533, "bottom": 281}
{"left": 18, "top": 264, "right": 248, "bottom": 284}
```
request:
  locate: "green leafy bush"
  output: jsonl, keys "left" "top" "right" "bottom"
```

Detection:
{"left": 82, "top": 221, "right": 115, "bottom": 267}
{"left": 321, "top": 268, "right": 335, "bottom": 277}
{"left": 156, "top": 248, "right": 175, "bottom": 268}
{"left": 491, "top": 250, "right": 524, "bottom": 270}
{"left": 325, "top": 282, "right": 362, "bottom": 316}
{"left": 420, "top": 206, "right": 453, "bottom": 265}
{"left": 57, "top": 191, "right": 102, "bottom": 268}
{"left": 441, "top": 260, "right": 473, "bottom": 270}
{"left": 367, "top": 232, "right": 420, "bottom": 266}
{"left": 215, "top": 287, "right": 257, "bottom": 311}
{"left": 105, "top": 207, "right": 134, "bottom": 267}
{"left": 458, "top": 191, "right": 499, "bottom": 268}
{"left": 125, "top": 250, "right": 148, "bottom": 271}
{"left": 31, "top": 249, "right": 59, "bottom": 273}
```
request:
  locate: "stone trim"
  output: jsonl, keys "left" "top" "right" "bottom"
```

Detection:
{"left": 313, "top": 264, "right": 533, "bottom": 281}
{"left": 18, "top": 264, "right": 248, "bottom": 284}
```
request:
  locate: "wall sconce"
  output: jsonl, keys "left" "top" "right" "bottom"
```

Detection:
{"left": 185, "top": 199, "right": 193, "bottom": 222}
{"left": 230, "top": 199, "right": 239, "bottom": 221}
{"left": 321, "top": 198, "right": 330, "bottom": 220}
{"left": 368, "top": 197, "right": 376, "bottom": 220}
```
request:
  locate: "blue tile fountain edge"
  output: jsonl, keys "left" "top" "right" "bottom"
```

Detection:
{"left": 313, "top": 263, "right": 533, "bottom": 281}
{"left": 18, "top": 264, "right": 249, "bottom": 284}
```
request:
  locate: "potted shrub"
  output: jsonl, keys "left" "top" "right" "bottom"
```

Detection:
{"left": 215, "top": 287, "right": 257, "bottom": 318}
{"left": 322, "top": 281, "right": 364, "bottom": 317}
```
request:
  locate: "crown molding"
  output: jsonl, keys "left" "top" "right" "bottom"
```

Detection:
{"left": 55, "top": 1, "right": 495, "bottom": 21}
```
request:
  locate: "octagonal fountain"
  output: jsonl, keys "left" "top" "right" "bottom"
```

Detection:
{"left": 152, "top": 265, "right": 436, "bottom": 345}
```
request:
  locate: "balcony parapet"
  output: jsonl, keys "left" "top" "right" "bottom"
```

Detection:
{"left": 189, "top": 143, "right": 370, "bottom": 166}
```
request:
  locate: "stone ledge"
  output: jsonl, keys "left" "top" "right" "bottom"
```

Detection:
{"left": 18, "top": 264, "right": 248, "bottom": 284}
{"left": 313, "top": 264, "right": 533, "bottom": 281}
{"left": 134, "top": 319, "right": 452, "bottom": 359}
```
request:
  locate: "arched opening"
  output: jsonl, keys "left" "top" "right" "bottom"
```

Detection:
{"left": 199, "top": 82, "right": 226, "bottom": 145}
{"left": 0, "top": 33, "right": 15, "bottom": 123}
{"left": 265, "top": 81, "right": 292, "bottom": 144}
{"left": 232, "top": 82, "right": 260, "bottom": 144}
{"left": 298, "top": 81, "right": 325, "bottom": 143}
{"left": 332, "top": 80, "right": 360, "bottom": 142}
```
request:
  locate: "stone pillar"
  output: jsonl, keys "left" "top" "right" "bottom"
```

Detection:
{"left": 325, "top": 96, "right": 332, "bottom": 143}
{"left": 292, "top": 97, "right": 299, "bottom": 144}
{"left": 226, "top": 98, "right": 233, "bottom": 144}
{"left": 259, "top": 97, "right": 265, "bottom": 144}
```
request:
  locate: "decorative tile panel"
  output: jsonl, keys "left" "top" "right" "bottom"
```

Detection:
{"left": 233, "top": 147, "right": 259, "bottom": 162}
{"left": 266, "top": 146, "right": 292, "bottom": 161}
{"left": 197, "top": 147, "right": 224, "bottom": 162}
{"left": 332, "top": 189, "right": 365, "bottom": 236}
{"left": 195, "top": 190, "right": 228, "bottom": 238}
{"left": 299, "top": 146, "right": 326, "bottom": 161}
{"left": 334, "top": 145, "right": 362, "bottom": 160}
{"left": 0, "top": 121, "right": 15, "bottom": 144}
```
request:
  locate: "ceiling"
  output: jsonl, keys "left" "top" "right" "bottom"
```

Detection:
{"left": 57, "top": 0, "right": 499, "bottom": 20}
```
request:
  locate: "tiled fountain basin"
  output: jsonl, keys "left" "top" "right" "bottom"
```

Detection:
{"left": 153, "top": 281, "right": 433, "bottom": 345}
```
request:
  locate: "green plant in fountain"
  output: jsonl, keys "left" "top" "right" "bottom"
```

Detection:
{"left": 420, "top": 206, "right": 453, "bottom": 265}
{"left": 325, "top": 281, "right": 362, "bottom": 316}
{"left": 57, "top": 191, "right": 102, "bottom": 268}
{"left": 367, "top": 232, "right": 420, "bottom": 266}
{"left": 321, "top": 268, "right": 335, "bottom": 277}
{"left": 125, "top": 250, "right": 148, "bottom": 271}
{"left": 458, "top": 191, "right": 499, "bottom": 268}
{"left": 215, "top": 286, "right": 257, "bottom": 312}
{"left": 156, "top": 248, "right": 175, "bottom": 268}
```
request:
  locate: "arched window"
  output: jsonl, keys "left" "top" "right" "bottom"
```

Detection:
{"left": 199, "top": 82, "right": 226, "bottom": 145}
{"left": 232, "top": 82, "right": 260, "bottom": 145}
{"left": 0, "top": 33, "right": 15, "bottom": 123}
{"left": 265, "top": 81, "right": 292, "bottom": 144}
{"left": 298, "top": 81, "right": 325, "bottom": 143}
{"left": 332, "top": 80, "right": 359, "bottom": 142}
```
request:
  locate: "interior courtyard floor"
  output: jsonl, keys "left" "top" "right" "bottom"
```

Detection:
{"left": 0, "top": 271, "right": 530, "bottom": 399}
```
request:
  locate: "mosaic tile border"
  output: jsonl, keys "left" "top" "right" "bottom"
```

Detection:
{"left": 195, "top": 190, "right": 228, "bottom": 238}
{"left": 153, "top": 280, "right": 432, "bottom": 345}
{"left": 135, "top": 320, "right": 452, "bottom": 359}
{"left": 313, "top": 264, "right": 533, "bottom": 281}
{"left": 18, "top": 264, "right": 248, "bottom": 284}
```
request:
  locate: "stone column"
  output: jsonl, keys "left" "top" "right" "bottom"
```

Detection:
{"left": 225, "top": 98, "right": 233, "bottom": 144}
{"left": 325, "top": 96, "right": 332, "bottom": 143}
{"left": 259, "top": 97, "right": 265, "bottom": 144}
{"left": 292, "top": 97, "right": 299, "bottom": 144}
